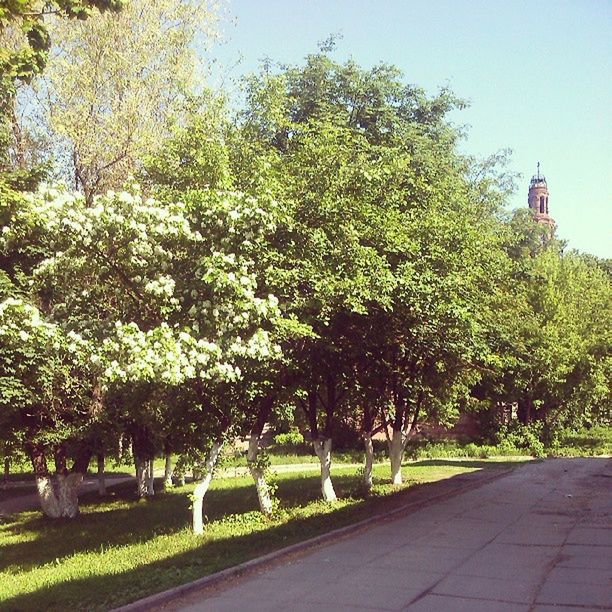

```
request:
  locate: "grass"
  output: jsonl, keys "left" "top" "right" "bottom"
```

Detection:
{"left": 0, "top": 459, "right": 524, "bottom": 611}
{"left": 550, "top": 426, "right": 612, "bottom": 457}
{"left": 4, "top": 426, "right": 608, "bottom": 483}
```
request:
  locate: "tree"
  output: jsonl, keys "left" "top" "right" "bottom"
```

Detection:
{"left": 231, "top": 47, "right": 508, "bottom": 490}
{"left": 13, "top": 184, "right": 285, "bottom": 528}
{"left": 518, "top": 249, "right": 611, "bottom": 433}
{"left": 24, "top": 0, "right": 219, "bottom": 203}
{"left": 0, "top": 297, "right": 98, "bottom": 517}
{"left": 0, "top": 0, "right": 122, "bottom": 206}
{"left": 473, "top": 212, "right": 611, "bottom": 444}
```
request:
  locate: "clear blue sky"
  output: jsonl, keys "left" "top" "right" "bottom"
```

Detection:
{"left": 210, "top": 0, "right": 611, "bottom": 258}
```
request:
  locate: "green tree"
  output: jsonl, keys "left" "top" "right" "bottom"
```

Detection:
{"left": 10, "top": 184, "right": 285, "bottom": 528}
{"left": 0, "top": 0, "right": 121, "bottom": 206}
{"left": 24, "top": 0, "right": 219, "bottom": 203}
{"left": 473, "top": 214, "right": 611, "bottom": 445}
{"left": 232, "top": 47, "right": 509, "bottom": 490}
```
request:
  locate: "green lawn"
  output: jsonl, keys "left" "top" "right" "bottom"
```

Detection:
{"left": 0, "top": 459, "right": 523, "bottom": 611}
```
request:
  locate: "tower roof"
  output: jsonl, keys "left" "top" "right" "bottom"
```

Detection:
{"left": 529, "top": 162, "right": 547, "bottom": 189}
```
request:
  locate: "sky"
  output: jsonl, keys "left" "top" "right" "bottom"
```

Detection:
{"left": 209, "top": 0, "right": 611, "bottom": 259}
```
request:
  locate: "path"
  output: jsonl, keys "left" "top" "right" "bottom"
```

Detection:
{"left": 0, "top": 462, "right": 363, "bottom": 515}
{"left": 218, "top": 462, "right": 364, "bottom": 478}
{"left": 0, "top": 474, "right": 135, "bottom": 515}
{"left": 159, "top": 457, "right": 611, "bottom": 611}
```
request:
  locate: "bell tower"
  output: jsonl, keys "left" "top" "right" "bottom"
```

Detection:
{"left": 528, "top": 163, "right": 555, "bottom": 229}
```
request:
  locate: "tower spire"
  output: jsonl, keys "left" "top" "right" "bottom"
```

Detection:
{"left": 528, "top": 163, "right": 555, "bottom": 232}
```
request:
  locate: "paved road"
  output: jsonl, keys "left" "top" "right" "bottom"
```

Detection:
{"left": 162, "top": 457, "right": 612, "bottom": 612}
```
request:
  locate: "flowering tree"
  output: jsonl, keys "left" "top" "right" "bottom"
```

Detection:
{"left": 7, "top": 184, "right": 284, "bottom": 529}
{"left": 0, "top": 297, "right": 98, "bottom": 516}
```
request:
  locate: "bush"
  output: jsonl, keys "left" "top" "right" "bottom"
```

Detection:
{"left": 547, "top": 426, "right": 611, "bottom": 457}
{"left": 273, "top": 430, "right": 305, "bottom": 447}
{"left": 496, "top": 423, "right": 545, "bottom": 458}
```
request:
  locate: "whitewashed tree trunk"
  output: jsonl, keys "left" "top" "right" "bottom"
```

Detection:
{"left": 96, "top": 454, "right": 106, "bottom": 496}
{"left": 247, "top": 435, "right": 273, "bottom": 515}
{"left": 192, "top": 442, "right": 223, "bottom": 535}
{"left": 3, "top": 457, "right": 9, "bottom": 484}
{"left": 389, "top": 429, "right": 404, "bottom": 485}
{"left": 363, "top": 433, "right": 374, "bottom": 492}
{"left": 176, "top": 472, "right": 185, "bottom": 486}
{"left": 36, "top": 473, "right": 83, "bottom": 518}
{"left": 146, "top": 459, "right": 155, "bottom": 496}
{"left": 313, "top": 438, "right": 337, "bottom": 502}
{"left": 135, "top": 456, "right": 148, "bottom": 498}
{"left": 163, "top": 453, "right": 173, "bottom": 490}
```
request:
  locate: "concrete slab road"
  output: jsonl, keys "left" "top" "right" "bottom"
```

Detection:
{"left": 160, "top": 457, "right": 612, "bottom": 612}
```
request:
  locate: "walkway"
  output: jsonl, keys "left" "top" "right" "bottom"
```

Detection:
{"left": 160, "top": 457, "right": 612, "bottom": 611}
{"left": 0, "top": 474, "right": 137, "bottom": 515}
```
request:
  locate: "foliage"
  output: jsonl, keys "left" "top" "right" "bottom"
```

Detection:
{"left": 0, "top": 297, "right": 96, "bottom": 467}
{"left": 18, "top": 0, "right": 220, "bottom": 203}
{"left": 494, "top": 423, "right": 546, "bottom": 458}
{"left": 273, "top": 430, "right": 305, "bottom": 447}
{"left": 0, "top": 0, "right": 122, "bottom": 212}
{"left": 546, "top": 426, "right": 612, "bottom": 457}
{"left": 0, "top": 0, "right": 122, "bottom": 111}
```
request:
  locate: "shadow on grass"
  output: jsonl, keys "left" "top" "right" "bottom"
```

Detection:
{"left": 0, "top": 467, "right": 500, "bottom": 611}
{"left": 0, "top": 486, "right": 36, "bottom": 503}
{"left": 0, "top": 457, "right": 550, "bottom": 611}
{"left": 0, "top": 472, "right": 354, "bottom": 573}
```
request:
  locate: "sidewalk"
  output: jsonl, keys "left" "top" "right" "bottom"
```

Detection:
{"left": 152, "top": 457, "right": 611, "bottom": 611}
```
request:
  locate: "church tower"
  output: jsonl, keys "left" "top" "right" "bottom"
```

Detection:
{"left": 528, "top": 163, "right": 555, "bottom": 229}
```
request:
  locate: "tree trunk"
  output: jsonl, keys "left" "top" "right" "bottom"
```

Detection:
{"left": 363, "top": 432, "right": 374, "bottom": 492}
{"left": 3, "top": 457, "right": 9, "bottom": 484}
{"left": 389, "top": 429, "right": 404, "bottom": 485}
{"left": 96, "top": 453, "right": 106, "bottom": 496}
{"left": 518, "top": 397, "right": 534, "bottom": 425}
{"left": 163, "top": 452, "right": 173, "bottom": 490}
{"left": 27, "top": 441, "right": 87, "bottom": 518}
{"left": 313, "top": 438, "right": 337, "bottom": 502}
{"left": 35, "top": 473, "right": 83, "bottom": 518}
{"left": 247, "top": 434, "right": 273, "bottom": 515}
{"left": 176, "top": 471, "right": 185, "bottom": 486}
{"left": 130, "top": 423, "right": 155, "bottom": 497}
{"left": 146, "top": 459, "right": 155, "bottom": 496}
{"left": 192, "top": 442, "right": 223, "bottom": 535}
{"left": 135, "top": 456, "right": 149, "bottom": 498}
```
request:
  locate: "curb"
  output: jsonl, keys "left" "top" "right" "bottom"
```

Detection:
{"left": 114, "top": 467, "right": 513, "bottom": 612}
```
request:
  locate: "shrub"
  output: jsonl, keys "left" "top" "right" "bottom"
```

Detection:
{"left": 496, "top": 423, "right": 545, "bottom": 458}
{"left": 273, "top": 430, "right": 305, "bottom": 447}
{"left": 547, "top": 426, "right": 611, "bottom": 457}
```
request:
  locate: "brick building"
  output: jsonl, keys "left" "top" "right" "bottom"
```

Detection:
{"left": 528, "top": 163, "right": 555, "bottom": 230}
